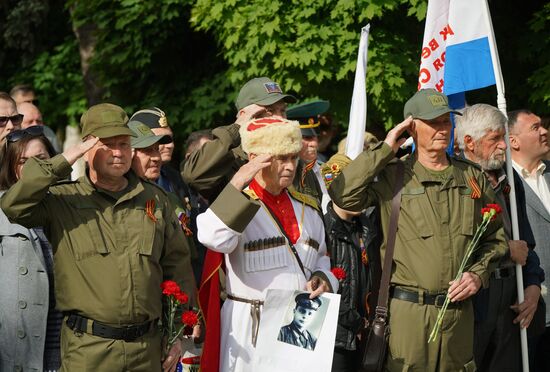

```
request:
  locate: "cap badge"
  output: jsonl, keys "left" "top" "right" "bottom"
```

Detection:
{"left": 158, "top": 112, "right": 168, "bottom": 128}
{"left": 428, "top": 95, "right": 446, "bottom": 107}
{"left": 263, "top": 82, "right": 282, "bottom": 94}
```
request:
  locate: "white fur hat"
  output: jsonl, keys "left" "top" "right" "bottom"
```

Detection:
{"left": 240, "top": 117, "right": 302, "bottom": 155}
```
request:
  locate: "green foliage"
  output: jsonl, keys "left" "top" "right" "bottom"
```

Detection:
{"left": 190, "top": 0, "right": 427, "bottom": 129}
{"left": 30, "top": 37, "right": 87, "bottom": 127}
{"left": 526, "top": 3, "right": 550, "bottom": 110}
{"left": 0, "top": 0, "right": 547, "bottom": 147}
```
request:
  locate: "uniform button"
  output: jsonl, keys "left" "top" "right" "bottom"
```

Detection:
{"left": 17, "top": 330, "right": 25, "bottom": 339}
{"left": 18, "top": 267, "right": 28, "bottom": 275}
{"left": 14, "top": 365, "right": 22, "bottom": 372}
{"left": 18, "top": 300, "right": 27, "bottom": 309}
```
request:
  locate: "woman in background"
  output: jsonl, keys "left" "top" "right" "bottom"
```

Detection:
{"left": 0, "top": 126, "right": 62, "bottom": 372}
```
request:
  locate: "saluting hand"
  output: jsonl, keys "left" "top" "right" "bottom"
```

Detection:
{"left": 447, "top": 271, "right": 482, "bottom": 302}
{"left": 384, "top": 116, "right": 414, "bottom": 154}
{"left": 62, "top": 136, "right": 99, "bottom": 165}
{"left": 230, "top": 154, "right": 272, "bottom": 191}
{"left": 235, "top": 103, "right": 269, "bottom": 126}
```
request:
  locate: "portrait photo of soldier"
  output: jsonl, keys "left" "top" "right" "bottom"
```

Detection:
{"left": 278, "top": 293, "right": 324, "bottom": 351}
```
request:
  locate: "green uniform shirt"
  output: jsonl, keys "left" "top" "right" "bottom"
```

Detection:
{"left": 0, "top": 155, "right": 195, "bottom": 325}
{"left": 181, "top": 123, "right": 323, "bottom": 204}
{"left": 329, "top": 142, "right": 507, "bottom": 292}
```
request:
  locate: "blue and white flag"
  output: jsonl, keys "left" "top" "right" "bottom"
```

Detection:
{"left": 418, "top": 0, "right": 496, "bottom": 105}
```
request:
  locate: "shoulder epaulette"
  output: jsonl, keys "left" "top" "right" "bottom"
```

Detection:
{"left": 287, "top": 186, "right": 320, "bottom": 211}
{"left": 243, "top": 188, "right": 259, "bottom": 200}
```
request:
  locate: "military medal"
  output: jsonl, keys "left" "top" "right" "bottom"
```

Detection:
{"left": 300, "top": 160, "right": 316, "bottom": 188}
{"left": 145, "top": 199, "right": 158, "bottom": 222}
{"left": 467, "top": 177, "right": 481, "bottom": 199}
{"left": 178, "top": 211, "right": 193, "bottom": 236}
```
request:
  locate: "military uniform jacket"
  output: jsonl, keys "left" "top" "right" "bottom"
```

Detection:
{"left": 329, "top": 142, "right": 507, "bottom": 292}
{"left": 277, "top": 323, "right": 317, "bottom": 350}
{"left": 0, "top": 155, "right": 195, "bottom": 325}
{"left": 182, "top": 123, "right": 324, "bottom": 205}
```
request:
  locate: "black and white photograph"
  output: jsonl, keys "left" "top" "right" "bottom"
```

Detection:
{"left": 277, "top": 292, "right": 328, "bottom": 351}
{"left": 254, "top": 289, "right": 340, "bottom": 372}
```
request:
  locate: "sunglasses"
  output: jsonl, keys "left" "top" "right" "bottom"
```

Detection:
{"left": 0, "top": 114, "right": 24, "bottom": 127}
{"left": 6, "top": 126, "right": 45, "bottom": 143}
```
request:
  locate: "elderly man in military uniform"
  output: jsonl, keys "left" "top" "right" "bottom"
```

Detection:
{"left": 278, "top": 293, "right": 322, "bottom": 350}
{"left": 197, "top": 116, "right": 338, "bottom": 372}
{"left": 181, "top": 77, "right": 323, "bottom": 205}
{"left": 328, "top": 89, "right": 508, "bottom": 371}
{"left": 287, "top": 100, "right": 331, "bottom": 213}
{"left": 1, "top": 103, "right": 196, "bottom": 372}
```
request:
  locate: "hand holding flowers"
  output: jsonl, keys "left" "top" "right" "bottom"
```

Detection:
{"left": 160, "top": 280, "right": 201, "bottom": 356}
{"left": 428, "top": 203, "right": 502, "bottom": 343}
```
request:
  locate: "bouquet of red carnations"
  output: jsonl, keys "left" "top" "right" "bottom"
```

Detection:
{"left": 161, "top": 280, "right": 200, "bottom": 355}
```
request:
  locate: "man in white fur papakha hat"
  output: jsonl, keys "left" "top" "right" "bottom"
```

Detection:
{"left": 197, "top": 116, "right": 338, "bottom": 372}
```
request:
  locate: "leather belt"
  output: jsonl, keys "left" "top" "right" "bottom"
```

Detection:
{"left": 227, "top": 294, "right": 264, "bottom": 347}
{"left": 491, "top": 267, "right": 515, "bottom": 280}
{"left": 65, "top": 313, "right": 153, "bottom": 342}
{"left": 391, "top": 287, "right": 461, "bottom": 308}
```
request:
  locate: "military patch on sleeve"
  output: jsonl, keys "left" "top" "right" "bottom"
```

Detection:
{"left": 243, "top": 188, "right": 259, "bottom": 200}
{"left": 468, "top": 177, "right": 481, "bottom": 199}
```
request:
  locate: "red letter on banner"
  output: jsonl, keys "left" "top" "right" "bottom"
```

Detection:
{"left": 439, "top": 25, "right": 454, "bottom": 41}
{"left": 428, "top": 38, "right": 439, "bottom": 51}
{"left": 435, "top": 79, "right": 444, "bottom": 92}
{"left": 419, "top": 68, "right": 431, "bottom": 84}
{"left": 422, "top": 47, "right": 431, "bottom": 59}
{"left": 433, "top": 58, "right": 444, "bottom": 71}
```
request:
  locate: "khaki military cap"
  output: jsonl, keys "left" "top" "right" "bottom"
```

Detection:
{"left": 235, "top": 77, "right": 297, "bottom": 111}
{"left": 403, "top": 89, "right": 462, "bottom": 121}
{"left": 80, "top": 103, "right": 134, "bottom": 139}
{"left": 128, "top": 121, "right": 172, "bottom": 149}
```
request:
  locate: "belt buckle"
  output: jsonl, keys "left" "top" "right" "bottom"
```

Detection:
{"left": 123, "top": 325, "right": 140, "bottom": 342}
{"left": 434, "top": 294, "right": 447, "bottom": 308}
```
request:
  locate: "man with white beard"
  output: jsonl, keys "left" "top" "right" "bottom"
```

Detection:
{"left": 455, "top": 103, "right": 544, "bottom": 372}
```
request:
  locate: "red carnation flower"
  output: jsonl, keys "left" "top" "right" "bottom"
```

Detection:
{"left": 160, "top": 280, "right": 181, "bottom": 297}
{"left": 181, "top": 310, "right": 199, "bottom": 327}
{"left": 331, "top": 267, "right": 347, "bottom": 280}
{"left": 486, "top": 203, "right": 502, "bottom": 214}
{"left": 175, "top": 291, "right": 189, "bottom": 305}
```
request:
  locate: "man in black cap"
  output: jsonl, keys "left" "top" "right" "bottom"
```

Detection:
{"left": 130, "top": 107, "right": 205, "bottom": 282}
{"left": 278, "top": 293, "right": 323, "bottom": 350}
{"left": 287, "top": 100, "right": 331, "bottom": 212}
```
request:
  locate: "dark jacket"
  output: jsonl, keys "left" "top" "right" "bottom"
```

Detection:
{"left": 324, "top": 202, "right": 381, "bottom": 351}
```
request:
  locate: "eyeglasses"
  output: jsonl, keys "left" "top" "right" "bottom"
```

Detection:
{"left": 6, "top": 126, "right": 44, "bottom": 143}
{"left": 0, "top": 114, "right": 24, "bottom": 127}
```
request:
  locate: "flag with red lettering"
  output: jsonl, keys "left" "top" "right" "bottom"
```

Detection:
{"left": 418, "top": 0, "right": 496, "bottom": 99}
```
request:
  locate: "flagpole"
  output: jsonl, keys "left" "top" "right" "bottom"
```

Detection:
{"left": 482, "top": 1, "right": 529, "bottom": 371}
{"left": 345, "top": 24, "right": 370, "bottom": 160}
